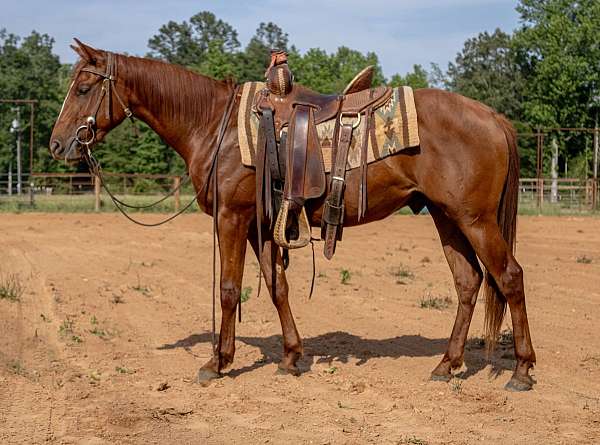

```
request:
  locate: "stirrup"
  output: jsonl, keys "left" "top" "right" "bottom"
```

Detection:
{"left": 273, "top": 199, "right": 311, "bottom": 249}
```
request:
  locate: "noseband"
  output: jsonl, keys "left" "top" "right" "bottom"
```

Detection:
{"left": 74, "top": 52, "right": 134, "bottom": 147}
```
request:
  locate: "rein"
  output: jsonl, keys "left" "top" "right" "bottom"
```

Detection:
{"left": 69, "top": 51, "right": 240, "bottom": 362}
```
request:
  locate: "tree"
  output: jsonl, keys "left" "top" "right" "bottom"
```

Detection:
{"left": 514, "top": 0, "right": 600, "bottom": 176}
{"left": 147, "top": 11, "right": 239, "bottom": 66}
{"left": 388, "top": 64, "right": 429, "bottom": 89}
{"left": 291, "top": 46, "right": 385, "bottom": 94}
{"left": 0, "top": 29, "right": 65, "bottom": 173}
{"left": 514, "top": 0, "right": 600, "bottom": 128}
{"left": 239, "top": 22, "right": 290, "bottom": 82}
{"left": 446, "top": 29, "right": 525, "bottom": 121}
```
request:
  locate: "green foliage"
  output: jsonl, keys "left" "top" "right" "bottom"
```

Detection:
{"left": 2, "top": 5, "right": 599, "bottom": 182}
{"left": 0, "top": 29, "right": 65, "bottom": 174}
{"left": 389, "top": 65, "right": 429, "bottom": 89}
{"left": 291, "top": 46, "right": 385, "bottom": 94}
{"left": 147, "top": 11, "right": 240, "bottom": 66}
{"left": 447, "top": 29, "right": 525, "bottom": 121}
{"left": 514, "top": 0, "right": 600, "bottom": 129}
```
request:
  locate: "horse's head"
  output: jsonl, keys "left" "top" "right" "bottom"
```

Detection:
{"left": 50, "top": 39, "right": 132, "bottom": 162}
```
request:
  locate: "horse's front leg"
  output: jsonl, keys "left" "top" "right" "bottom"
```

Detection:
{"left": 198, "top": 208, "right": 250, "bottom": 382}
{"left": 249, "top": 230, "right": 303, "bottom": 375}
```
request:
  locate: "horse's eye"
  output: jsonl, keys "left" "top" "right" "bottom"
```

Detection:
{"left": 77, "top": 85, "right": 91, "bottom": 95}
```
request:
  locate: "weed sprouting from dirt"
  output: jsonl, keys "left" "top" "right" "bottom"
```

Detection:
{"left": 419, "top": 293, "right": 452, "bottom": 310}
{"left": 89, "top": 315, "right": 111, "bottom": 339}
{"left": 111, "top": 293, "right": 124, "bottom": 304}
{"left": 340, "top": 269, "right": 351, "bottom": 285}
{"left": 581, "top": 354, "right": 600, "bottom": 368}
{"left": 89, "top": 370, "right": 101, "bottom": 383}
{"left": 9, "top": 360, "right": 25, "bottom": 375}
{"left": 391, "top": 264, "right": 415, "bottom": 284}
{"left": 240, "top": 286, "right": 252, "bottom": 303}
{"left": 324, "top": 366, "right": 338, "bottom": 374}
{"left": 115, "top": 365, "right": 135, "bottom": 374}
{"left": 576, "top": 255, "right": 592, "bottom": 264}
{"left": 90, "top": 327, "right": 109, "bottom": 339}
{"left": 0, "top": 272, "right": 25, "bottom": 301}
{"left": 59, "top": 318, "right": 83, "bottom": 344}
{"left": 59, "top": 319, "right": 74, "bottom": 335}
{"left": 131, "top": 273, "right": 151, "bottom": 296}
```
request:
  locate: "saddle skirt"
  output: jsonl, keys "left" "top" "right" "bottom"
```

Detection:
{"left": 237, "top": 82, "right": 420, "bottom": 172}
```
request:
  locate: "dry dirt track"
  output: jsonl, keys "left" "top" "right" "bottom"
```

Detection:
{"left": 0, "top": 213, "right": 599, "bottom": 444}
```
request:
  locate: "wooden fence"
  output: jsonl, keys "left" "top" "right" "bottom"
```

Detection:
{"left": 1, "top": 172, "right": 598, "bottom": 213}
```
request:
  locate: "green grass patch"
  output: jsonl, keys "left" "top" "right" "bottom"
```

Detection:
{"left": 340, "top": 269, "right": 351, "bottom": 285}
{"left": 576, "top": 255, "right": 593, "bottom": 264}
{"left": 0, "top": 194, "right": 201, "bottom": 213}
{"left": 391, "top": 264, "right": 414, "bottom": 284}
{"left": 240, "top": 286, "right": 252, "bottom": 303}
{"left": 419, "top": 293, "right": 452, "bottom": 310}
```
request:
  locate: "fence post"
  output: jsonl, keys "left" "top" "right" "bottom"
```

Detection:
{"left": 8, "top": 165, "right": 12, "bottom": 196}
{"left": 94, "top": 175, "right": 101, "bottom": 212}
{"left": 593, "top": 123, "right": 598, "bottom": 211}
{"left": 29, "top": 182, "right": 34, "bottom": 207}
{"left": 173, "top": 176, "right": 181, "bottom": 211}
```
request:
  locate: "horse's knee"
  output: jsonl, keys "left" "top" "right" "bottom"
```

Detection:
{"left": 454, "top": 268, "right": 483, "bottom": 304}
{"left": 220, "top": 281, "right": 240, "bottom": 311}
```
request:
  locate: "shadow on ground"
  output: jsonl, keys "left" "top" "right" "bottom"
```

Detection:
{"left": 158, "top": 331, "right": 514, "bottom": 379}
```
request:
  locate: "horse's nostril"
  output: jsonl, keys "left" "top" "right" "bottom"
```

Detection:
{"left": 50, "top": 140, "right": 62, "bottom": 155}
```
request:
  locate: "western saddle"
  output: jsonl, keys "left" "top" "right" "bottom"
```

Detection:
{"left": 253, "top": 51, "right": 392, "bottom": 260}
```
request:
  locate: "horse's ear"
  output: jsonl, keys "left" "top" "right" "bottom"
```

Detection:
{"left": 72, "top": 38, "right": 100, "bottom": 64}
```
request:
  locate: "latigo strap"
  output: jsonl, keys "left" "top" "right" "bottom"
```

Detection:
{"left": 322, "top": 119, "right": 355, "bottom": 259}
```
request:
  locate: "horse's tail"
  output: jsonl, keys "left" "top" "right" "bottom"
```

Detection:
{"left": 483, "top": 114, "right": 519, "bottom": 352}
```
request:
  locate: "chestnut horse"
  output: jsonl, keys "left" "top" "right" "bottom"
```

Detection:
{"left": 49, "top": 41, "right": 536, "bottom": 391}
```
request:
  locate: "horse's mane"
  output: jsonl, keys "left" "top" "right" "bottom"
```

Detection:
{"left": 115, "top": 53, "right": 227, "bottom": 127}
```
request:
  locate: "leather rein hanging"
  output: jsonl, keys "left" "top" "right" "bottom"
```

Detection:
{"left": 72, "top": 51, "right": 239, "bottom": 228}
{"left": 71, "top": 52, "right": 240, "bottom": 362}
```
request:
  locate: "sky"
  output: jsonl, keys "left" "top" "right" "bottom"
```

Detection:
{"left": 2, "top": 0, "right": 521, "bottom": 77}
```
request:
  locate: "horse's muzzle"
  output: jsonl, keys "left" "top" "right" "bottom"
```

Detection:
{"left": 49, "top": 137, "right": 83, "bottom": 162}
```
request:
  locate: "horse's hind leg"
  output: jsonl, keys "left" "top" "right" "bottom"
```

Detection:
{"left": 249, "top": 231, "right": 303, "bottom": 375}
{"left": 198, "top": 208, "right": 251, "bottom": 382}
{"left": 429, "top": 206, "right": 483, "bottom": 381}
{"left": 460, "top": 217, "right": 536, "bottom": 391}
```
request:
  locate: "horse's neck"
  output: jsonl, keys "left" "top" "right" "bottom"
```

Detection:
{"left": 123, "top": 57, "right": 230, "bottom": 165}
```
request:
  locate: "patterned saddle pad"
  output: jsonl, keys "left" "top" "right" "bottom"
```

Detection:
{"left": 237, "top": 82, "right": 420, "bottom": 172}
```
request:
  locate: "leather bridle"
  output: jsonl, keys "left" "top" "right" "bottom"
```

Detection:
{"left": 73, "top": 51, "right": 134, "bottom": 147}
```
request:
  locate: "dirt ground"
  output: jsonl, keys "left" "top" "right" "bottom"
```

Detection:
{"left": 0, "top": 213, "right": 599, "bottom": 444}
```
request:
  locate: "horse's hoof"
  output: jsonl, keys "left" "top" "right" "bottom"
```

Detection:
{"left": 276, "top": 364, "right": 300, "bottom": 377}
{"left": 504, "top": 376, "right": 534, "bottom": 392}
{"left": 197, "top": 368, "right": 220, "bottom": 385}
{"left": 430, "top": 373, "right": 452, "bottom": 383}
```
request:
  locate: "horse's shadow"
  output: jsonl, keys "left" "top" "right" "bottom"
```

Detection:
{"left": 158, "top": 331, "right": 514, "bottom": 380}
